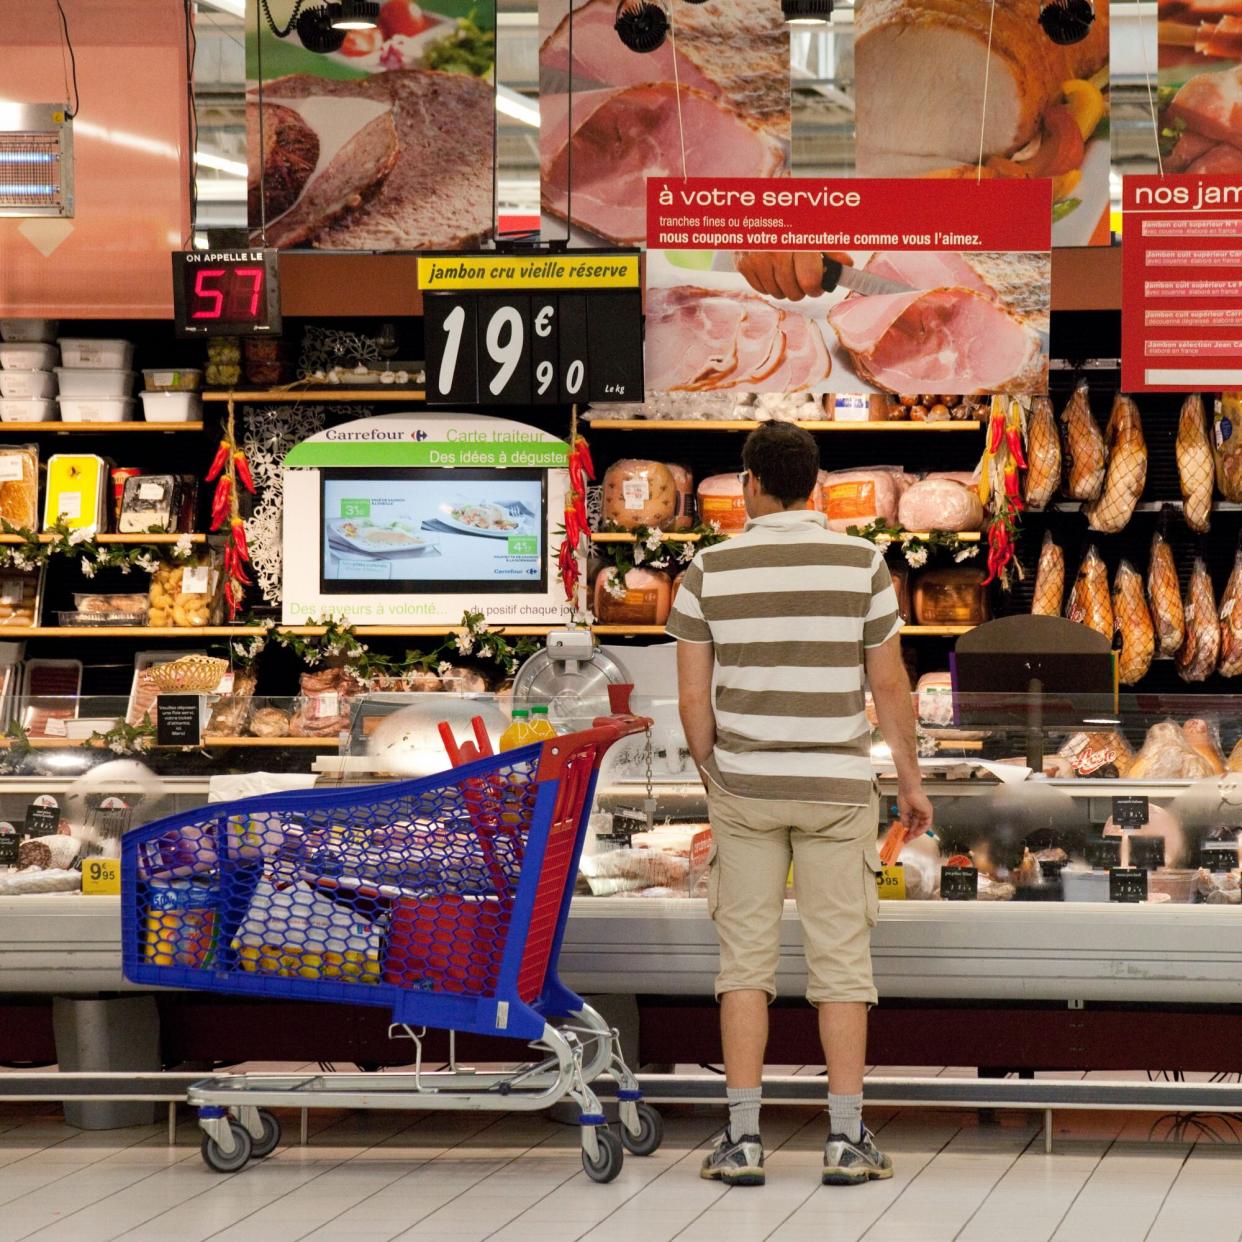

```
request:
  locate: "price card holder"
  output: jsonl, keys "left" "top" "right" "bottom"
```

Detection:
{"left": 1086, "top": 836, "right": 1121, "bottom": 870}
{"left": 940, "top": 865, "right": 978, "bottom": 901}
{"left": 157, "top": 694, "right": 203, "bottom": 747}
{"left": 424, "top": 296, "right": 479, "bottom": 404}
{"left": 1128, "top": 835, "right": 1166, "bottom": 871}
{"left": 82, "top": 857, "right": 121, "bottom": 895}
{"left": 1109, "top": 866, "right": 1147, "bottom": 903}
{"left": 23, "top": 795, "right": 59, "bottom": 839}
{"left": 876, "top": 863, "right": 906, "bottom": 901}
{"left": 0, "top": 822, "right": 17, "bottom": 866}
{"left": 477, "top": 294, "right": 532, "bottom": 404}
{"left": 558, "top": 293, "right": 590, "bottom": 404}
{"left": 588, "top": 291, "right": 643, "bottom": 400}
{"left": 1201, "top": 840, "right": 1240, "bottom": 871}
{"left": 530, "top": 294, "right": 559, "bottom": 406}
{"left": 1111, "top": 795, "right": 1149, "bottom": 828}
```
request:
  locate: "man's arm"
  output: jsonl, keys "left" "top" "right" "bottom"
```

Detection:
{"left": 864, "top": 635, "right": 933, "bottom": 836}
{"left": 676, "top": 638, "right": 716, "bottom": 784}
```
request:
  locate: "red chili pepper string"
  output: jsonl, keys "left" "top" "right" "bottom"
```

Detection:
{"left": 568, "top": 453, "right": 584, "bottom": 496}
{"left": 574, "top": 435, "right": 595, "bottom": 480}
{"left": 233, "top": 451, "right": 255, "bottom": 494}
{"left": 206, "top": 440, "right": 230, "bottom": 482}
{"left": 230, "top": 518, "right": 250, "bottom": 561}
{"left": 1007, "top": 426, "right": 1028, "bottom": 471}
{"left": 210, "top": 476, "right": 232, "bottom": 530}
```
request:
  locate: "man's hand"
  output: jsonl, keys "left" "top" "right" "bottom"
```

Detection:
{"left": 735, "top": 251, "right": 853, "bottom": 302}
{"left": 898, "top": 783, "right": 934, "bottom": 838}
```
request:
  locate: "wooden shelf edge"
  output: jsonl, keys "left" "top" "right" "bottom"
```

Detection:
{"left": 5, "top": 735, "right": 338, "bottom": 750}
{"left": 0, "top": 422, "right": 204, "bottom": 433}
{"left": 593, "top": 530, "right": 983, "bottom": 544}
{"left": 0, "top": 533, "right": 206, "bottom": 545}
{"left": 587, "top": 420, "right": 982, "bottom": 432}
{"left": 900, "top": 625, "right": 976, "bottom": 636}
{"left": 201, "top": 390, "right": 425, "bottom": 403}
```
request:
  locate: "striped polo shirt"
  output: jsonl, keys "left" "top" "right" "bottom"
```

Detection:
{"left": 665, "top": 509, "right": 901, "bottom": 806}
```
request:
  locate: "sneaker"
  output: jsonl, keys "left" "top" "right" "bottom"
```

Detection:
{"left": 822, "top": 1127, "right": 893, "bottom": 1186}
{"left": 700, "top": 1131, "right": 765, "bottom": 1186}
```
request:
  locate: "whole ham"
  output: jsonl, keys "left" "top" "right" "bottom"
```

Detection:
{"left": 1112, "top": 559, "right": 1155, "bottom": 685}
{"left": 1177, "top": 393, "right": 1214, "bottom": 533}
{"left": 897, "top": 478, "right": 984, "bottom": 533}
{"left": 1083, "top": 394, "right": 1147, "bottom": 534}
{"left": 1066, "top": 545, "right": 1113, "bottom": 640}
{"left": 1178, "top": 556, "right": 1220, "bottom": 682}
{"left": 1031, "top": 531, "right": 1065, "bottom": 617}
{"left": 1148, "top": 531, "right": 1185, "bottom": 656}
{"left": 1060, "top": 379, "right": 1106, "bottom": 502}
{"left": 1023, "top": 396, "right": 1060, "bottom": 511}
{"left": 1219, "top": 544, "right": 1242, "bottom": 676}
{"left": 819, "top": 468, "right": 904, "bottom": 532}
{"left": 1183, "top": 719, "right": 1227, "bottom": 774}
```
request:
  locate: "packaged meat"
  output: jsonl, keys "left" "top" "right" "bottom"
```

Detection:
{"left": 1060, "top": 379, "right": 1106, "bottom": 502}
{"left": 1057, "top": 731, "right": 1134, "bottom": 778}
{"left": 1177, "top": 393, "right": 1214, "bottom": 533}
{"left": 1128, "top": 720, "right": 1215, "bottom": 780}
{"left": 1112, "top": 559, "right": 1155, "bottom": 686}
{"left": 0, "top": 569, "right": 40, "bottom": 627}
{"left": 1177, "top": 556, "right": 1220, "bottom": 682}
{"left": 439, "top": 667, "right": 489, "bottom": 693}
{"left": 291, "top": 666, "right": 361, "bottom": 737}
{"left": 21, "top": 659, "right": 82, "bottom": 737}
{"left": 912, "top": 568, "right": 991, "bottom": 626}
{"left": 1023, "top": 396, "right": 1060, "bottom": 511}
{"left": 696, "top": 473, "right": 747, "bottom": 533}
{"left": 1219, "top": 544, "right": 1242, "bottom": 677}
{"left": 819, "top": 467, "right": 903, "bottom": 532}
{"left": 1083, "top": 395, "right": 1146, "bottom": 534}
{"left": 1148, "top": 532, "right": 1185, "bottom": 656}
{"left": 250, "top": 706, "right": 291, "bottom": 738}
{"left": 602, "top": 460, "right": 677, "bottom": 530}
{"left": 916, "top": 671, "right": 954, "bottom": 730}
{"left": 1195, "top": 869, "right": 1242, "bottom": 904}
{"left": 43, "top": 454, "right": 107, "bottom": 531}
{"left": 0, "top": 444, "right": 38, "bottom": 531}
{"left": 593, "top": 567, "right": 673, "bottom": 626}
{"left": 666, "top": 463, "right": 695, "bottom": 531}
{"left": 897, "top": 478, "right": 983, "bottom": 533}
{"left": 147, "top": 557, "right": 222, "bottom": 627}
{"left": 1065, "top": 545, "right": 1112, "bottom": 640}
{"left": 1183, "top": 718, "right": 1226, "bottom": 775}
{"left": 1214, "top": 393, "right": 1242, "bottom": 502}
{"left": 118, "top": 474, "right": 179, "bottom": 534}
{"left": 1031, "top": 532, "right": 1065, "bottom": 617}
{"left": 204, "top": 672, "right": 257, "bottom": 739}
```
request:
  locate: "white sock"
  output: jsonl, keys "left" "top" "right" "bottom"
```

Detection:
{"left": 828, "top": 1092, "right": 864, "bottom": 1142}
{"left": 727, "top": 1086, "right": 762, "bottom": 1141}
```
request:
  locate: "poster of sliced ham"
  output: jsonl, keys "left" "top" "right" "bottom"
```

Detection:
{"left": 538, "top": 0, "right": 790, "bottom": 244}
{"left": 853, "top": 0, "right": 1110, "bottom": 247}
{"left": 645, "top": 176, "right": 1050, "bottom": 396}
{"left": 246, "top": 0, "right": 495, "bottom": 250}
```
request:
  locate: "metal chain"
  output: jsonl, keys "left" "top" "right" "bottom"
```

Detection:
{"left": 642, "top": 726, "right": 656, "bottom": 828}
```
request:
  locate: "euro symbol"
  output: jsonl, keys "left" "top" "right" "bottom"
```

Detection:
{"left": 535, "top": 304, "right": 554, "bottom": 338}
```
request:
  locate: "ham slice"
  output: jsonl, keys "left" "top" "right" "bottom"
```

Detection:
{"left": 864, "top": 252, "right": 994, "bottom": 298}
{"left": 827, "top": 286, "right": 1045, "bottom": 395}
{"left": 1189, "top": 142, "right": 1242, "bottom": 173}
{"left": 1168, "top": 65, "right": 1242, "bottom": 146}
{"left": 1168, "top": 129, "right": 1219, "bottom": 170}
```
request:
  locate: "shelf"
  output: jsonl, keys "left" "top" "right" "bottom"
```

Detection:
{"left": 281, "top": 624, "right": 554, "bottom": 637}
{"left": 6, "top": 735, "right": 338, "bottom": 750}
{"left": 900, "top": 625, "right": 976, "bottom": 637}
{"left": 16, "top": 625, "right": 261, "bottom": 638}
{"left": 201, "top": 389, "right": 425, "bottom": 404}
{"left": 0, "top": 422, "right": 204, "bottom": 433}
{"left": 587, "top": 420, "right": 982, "bottom": 433}
{"left": 0, "top": 533, "right": 206, "bottom": 545}
{"left": 592, "top": 531, "right": 982, "bottom": 545}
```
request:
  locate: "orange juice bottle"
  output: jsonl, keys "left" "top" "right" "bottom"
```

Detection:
{"left": 499, "top": 708, "right": 534, "bottom": 752}
{"left": 527, "top": 705, "right": 558, "bottom": 740}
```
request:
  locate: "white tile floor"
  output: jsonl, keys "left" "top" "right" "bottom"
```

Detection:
{"left": 1, "top": 1071, "right": 1241, "bottom": 1242}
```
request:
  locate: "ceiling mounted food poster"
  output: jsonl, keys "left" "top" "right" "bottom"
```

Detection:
{"left": 853, "top": 0, "right": 1110, "bottom": 246}
{"left": 245, "top": 0, "right": 495, "bottom": 249}
{"left": 645, "top": 176, "right": 1051, "bottom": 396}
{"left": 538, "top": 0, "right": 790, "bottom": 244}
{"left": 1158, "top": 0, "right": 1242, "bottom": 175}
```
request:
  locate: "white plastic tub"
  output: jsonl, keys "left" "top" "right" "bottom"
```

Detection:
{"left": 58, "top": 397, "right": 135, "bottom": 423}
{"left": 57, "top": 338, "right": 134, "bottom": 370}
{"left": 54, "top": 368, "right": 133, "bottom": 397}
{"left": 142, "top": 368, "right": 202, "bottom": 392}
{"left": 0, "top": 320, "right": 58, "bottom": 343}
{"left": 0, "top": 370, "right": 56, "bottom": 399}
{"left": 0, "top": 398, "right": 56, "bottom": 423}
{"left": 0, "top": 342, "right": 57, "bottom": 371}
{"left": 139, "top": 391, "right": 201, "bottom": 422}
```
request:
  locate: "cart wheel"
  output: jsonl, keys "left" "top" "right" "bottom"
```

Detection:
{"left": 621, "top": 1102, "right": 663, "bottom": 1157}
{"left": 582, "top": 1125, "right": 623, "bottom": 1183}
{"left": 201, "top": 1122, "right": 253, "bottom": 1173}
{"left": 250, "top": 1110, "right": 282, "bottom": 1159}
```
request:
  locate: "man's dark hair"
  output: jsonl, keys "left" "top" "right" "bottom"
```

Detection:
{"left": 741, "top": 423, "right": 821, "bottom": 507}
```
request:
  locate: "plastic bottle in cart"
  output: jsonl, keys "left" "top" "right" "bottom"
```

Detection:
{"left": 499, "top": 708, "right": 534, "bottom": 752}
{"left": 527, "top": 705, "right": 558, "bottom": 740}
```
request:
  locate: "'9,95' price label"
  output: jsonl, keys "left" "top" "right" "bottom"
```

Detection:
{"left": 876, "top": 864, "right": 906, "bottom": 900}
{"left": 82, "top": 858, "right": 121, "bottom": 895}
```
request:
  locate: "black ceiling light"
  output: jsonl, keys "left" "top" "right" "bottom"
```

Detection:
{"left": 615, "top": 0, "right": 669, "bottom": 53}
{"left": 781, "top": 0, "right": 831, "bottom": 25}
{"left": 331, "top": 0, "right": 381, "bottom": 29}
{"left": 1039, "top": 0, "right": 1094, "bottom": 45}
{"left": 294, "top": 3, "right": 348, "bottom": 52}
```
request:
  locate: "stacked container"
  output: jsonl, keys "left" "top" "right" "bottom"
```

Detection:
{"left": 140, "top": 368, "right": 202, "bottom": 422}
{"left": 0, "top": 321, "right": 59, "bottom": 422}
{"left": 56, "top": 337, "right": 136, "bottom": 422}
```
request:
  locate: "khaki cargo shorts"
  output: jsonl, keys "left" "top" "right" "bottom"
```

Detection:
{"left": 705, "top": 781, "right": 882, "bottom": 1006}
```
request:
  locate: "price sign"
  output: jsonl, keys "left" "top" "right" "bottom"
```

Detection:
{"left": 876, "top": 863, "right": 906, "bottom": 901}
{"left": 940, "top": 865, "right": 978, "bottom": 901}
{"left": 1128, "top": 835, "right": 1166, "bottom": 871}
{"left": 1086, "top": 836, "right": 1121, "bottom": 870}
{"left": 82, "top": 857, "right": 121, "bottom": 895}
{"left": 1111, "top": 795, "right": 1149, "bottom": 828}
{"left": 418, "top": 251, "right": 643, "bottom": 406}
{"left": 171, "top": 248, "right": 281, "bottom": 337}
{"left": 1109, "top": 866, "right": 1147, "bottom": 904}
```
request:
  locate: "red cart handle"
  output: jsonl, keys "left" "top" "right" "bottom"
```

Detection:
{"left": 535, "top": 714, "right": 653, "bottom": 781}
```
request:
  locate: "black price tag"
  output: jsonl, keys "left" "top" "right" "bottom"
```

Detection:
{"left": 477, "top": 294, "right": 533, "bottom": 404}
{"left": 1128, "top": 835, "right": 1166, "bottom": 871}
{"left": 23, "top": 795, "right": 58, "bottom": 839}
{"left": 424, "top": 296, "right": 479, "bottom": 403}
{"left": 156, "top": 695, "right": 202, "bottom": 747}
{"left": 587, "top": 290, "right": 644, "bottom": 401}
{"left": 557, "top": 292, "right": 590, "bottom": 404}
{"left": 1201, "top": 840, "right": 1239, "bottom": 871}
{"left": 1086, "top": 836, "right": 1121, "bottom": 870}
{"left": 940, "top": 865, "right": 978, "bottom": 901}
{"left": 530, "top": 294, "right": 559, "bottom": 406}
{"left": 1109, "top": 866, "right": 1148, "bottom": 903}
{"left": 0, "top": 822, "right": 16, "bottom": 866}
{"left": 1111, "top": 795, "right": 1149, "bottom": 828}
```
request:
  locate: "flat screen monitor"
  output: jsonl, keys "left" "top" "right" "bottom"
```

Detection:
{"left": 320, "top": 468, "right": 547, "bottom": 595}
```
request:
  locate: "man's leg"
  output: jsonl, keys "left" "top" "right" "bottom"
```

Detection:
{"left": 721, "top": 989, "right": 767, "bottom": 1143}
{"left": 820, "top": 1000, "right": 867, "bottom": 1142}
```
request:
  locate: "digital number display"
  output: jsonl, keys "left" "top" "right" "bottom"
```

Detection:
{"left": 171, "top": 249, "right": 281, "bottom": 337}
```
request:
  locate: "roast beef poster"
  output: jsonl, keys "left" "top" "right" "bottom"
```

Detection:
{"left": 853, "top": 0, "right": 1110, "bottom": 247}
{"left": 538, "top": 0, "right": 790, "bottom": 245}
{"left": 644, "top": 176, "right": 1051, "bottom": 397}
{"left": 1157, "top": 0, "right": 1242, "bottom": 178}
{"left": 246, "top": 0, "right": 495, "bottom": 250}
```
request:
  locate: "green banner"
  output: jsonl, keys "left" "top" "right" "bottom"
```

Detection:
{"left": 285, "top": 440, "right": 569, "bottom": 468}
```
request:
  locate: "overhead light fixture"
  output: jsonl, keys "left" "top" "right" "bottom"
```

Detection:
{"left": 294, "top": 3, "right": 347, "bottom": 52}
{"left": 1039, "top": 0, "right": 1094, "bottom": 44}
{"left": 330, "top": 0, "right": 380, "bottom": 29}
{"left": 615, "top": 0, "right": 669, "bottom": 53}
{"left": 781, "top": 0, "right": 831, "bottom": 25}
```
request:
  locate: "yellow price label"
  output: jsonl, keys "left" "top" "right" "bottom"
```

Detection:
{"left": 417, "top": 253, "right": 639, "bottom": 292}
{"left": 876, "top": 863, "right": 906, "bottom": 901}
{"left": 82, "top": 858, "right": 120, "bottom": 895}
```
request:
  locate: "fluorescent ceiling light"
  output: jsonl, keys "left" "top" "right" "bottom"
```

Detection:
{"left": 195, "top": 151, "right": 247, "bottom": 176}
{"left": 197, "top": 0, "right": 246, "bottom": 15}
{"left": 496, "top": 85, "right": 539, "bottom": 127}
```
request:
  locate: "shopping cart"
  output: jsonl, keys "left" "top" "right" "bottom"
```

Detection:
{"left": 121, "top": 713, "right": 661, "bottom": 1182}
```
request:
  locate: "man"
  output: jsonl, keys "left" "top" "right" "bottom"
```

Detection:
{"left": 665, "top": 422, "right": 933, "bottom": 1188}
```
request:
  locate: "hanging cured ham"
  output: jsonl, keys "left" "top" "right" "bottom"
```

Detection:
{"left": 1147, "top": 532, "right": 1185, "bottom": 657}
{"left": 1218, "top": 544, "right": 1242, "bottom": 676}
{"left": 1023, "top": 396, "right": 1060, "bottom": 511}
{"left": 1177, "top": 556, "right": 1220, "bottom": 682}
{"left": 1177, "top": 393, "right": 1214, "bottom": 533}
{"left": 1112, "top": 559, "right": 1155, "bottom": 685}
{"left": 1060, "top": 379, "right": 1106, "bottom": 502}
{"left": 1083, "top": 394, "right": 1147, "bottom": 533}
{"left": 1066, "top": 545, "right": 1113, "bottom": 640}
{"left": 1031, "top": 531, "right": 1065, "bottom": 616}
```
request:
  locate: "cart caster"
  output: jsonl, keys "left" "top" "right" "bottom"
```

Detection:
{"left": 201, "top": 1122, "right": 252, "bottom": 1173}
{"left": 249, "top": 1110, "right": 281, "bottom": 1159}
{"left": 620, "top": 1102, "right": 663, "bottom": 1157}
{"left": 581, "top": 1125, "right": 624, "bottom": 1183}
